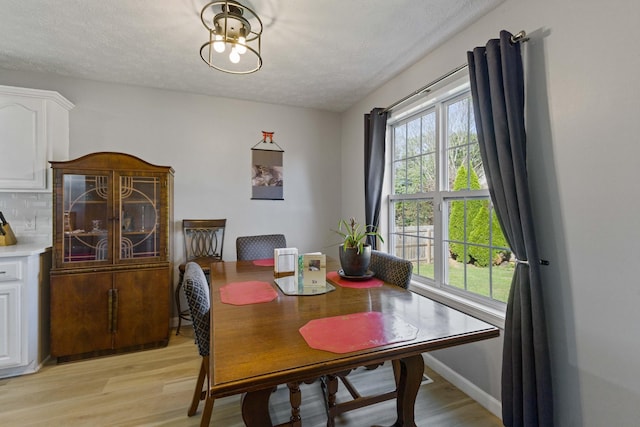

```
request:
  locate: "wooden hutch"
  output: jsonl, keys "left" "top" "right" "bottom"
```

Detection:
{"left": 49, "top": 152, "right": 174, "bottom": 361}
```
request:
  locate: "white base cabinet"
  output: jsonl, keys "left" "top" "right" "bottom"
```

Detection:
{"left": 0, "top": 246, "right": 51, "bottom": 378}
{"left": 0, "top": 282, "right": 22, "bottom": 367}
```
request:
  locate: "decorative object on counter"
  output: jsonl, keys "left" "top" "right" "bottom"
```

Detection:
{"left": 0, "top": 211, "right": 17, "bottom": 246}
{"left": 301, "top": 253, "right": 326, "bottom": 294}
{"left": 200, "top": 0, "right": 263, "bottom": 74}
{"left": 333, "top": 217, "right": 383, "bottom": 276}
{"left": 251, "top": 131, "right": 284, "bottom": 200}
{"left": 274, "top": 247, "right": 298, "bottom": 278}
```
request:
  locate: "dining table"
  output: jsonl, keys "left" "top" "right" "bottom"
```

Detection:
{"left": 208, "top": 258, "right": 500, "bottom": 427}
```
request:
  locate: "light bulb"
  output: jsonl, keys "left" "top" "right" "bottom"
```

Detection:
{"left": 236, "top": 36, "right": 247, "bottom": 55}
{"left": 213, "top": 34, "right": 225, "bottom": 53}
{"left": 229, "top": 47, "right": 240, "bottom": 64}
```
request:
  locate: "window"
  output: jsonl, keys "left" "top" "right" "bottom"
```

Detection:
{"left": 388, "top": 82, "right": 512, "bottom": 312}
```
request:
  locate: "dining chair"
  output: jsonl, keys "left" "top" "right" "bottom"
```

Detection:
{"left": 175, "top": 219, "right": 226, "bottom": 335}
{"left": 182, "top": 262, "right": 215, "bottom": 425}
{"left": 184, "top": 261, "right": 312, "bottom": 426}
{"left": 322, "top": 250, "right": 413, "bottom": 424}
{"left": 236, "top": 234, "right": 286, "bottom": 260}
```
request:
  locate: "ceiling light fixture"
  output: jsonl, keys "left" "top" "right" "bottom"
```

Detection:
{"left": 200, "top": 0, "right": 263, "bottom": 74}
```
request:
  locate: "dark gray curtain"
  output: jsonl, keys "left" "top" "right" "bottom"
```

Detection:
{"left": 364, "top": 108, "right": 388, "bottom": 249}
{"left": 467, "top": 31, "right": 553, "bottom": 427}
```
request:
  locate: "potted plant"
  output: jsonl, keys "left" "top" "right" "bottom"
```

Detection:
{"left": 333, "top": 217, "right": 383, "bottom": 276}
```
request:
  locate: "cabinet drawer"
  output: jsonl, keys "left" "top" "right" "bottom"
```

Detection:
{"left": 0, "top": 261, "right": 22, "bottom": 282}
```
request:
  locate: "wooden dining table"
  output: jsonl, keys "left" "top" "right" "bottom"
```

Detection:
{"left": 208, "top": 259, "right": 499, "bottom": 427}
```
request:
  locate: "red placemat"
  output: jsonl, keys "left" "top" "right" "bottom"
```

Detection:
{"left": 252, "top": 258, "right": 274, "bottom": 267}
{"left": 326, "top": 271, "right": 383, "bottom": 288}
{"left": 299, "top": 311, "right": 418, "bottom": 354}
{"left": 220, "top": 281, "right": 278, "bottom": 305}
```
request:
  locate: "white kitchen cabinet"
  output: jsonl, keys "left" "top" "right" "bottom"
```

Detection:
{"left": 0, "top": 245, "right": 51, "bottom": 378}
{"left": 0, "top": 85, "right": 73, "bottom": 192}
{"left": 0, "top": 280, "right": 22, "bottom": 367}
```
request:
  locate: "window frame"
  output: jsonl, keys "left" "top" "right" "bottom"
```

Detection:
{"left": 384, "top": 78, "right": 508, "bottom": 328}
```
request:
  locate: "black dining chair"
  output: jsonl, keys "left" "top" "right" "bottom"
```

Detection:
{"left": 369, "top": 250, "right": 413, "bottom": 289}
{"left": 322, "top": 250, "right": 413, "bottom": 424}
{"left": 236, "top": 234, "right": 287, "bottom": 260}
{"left": 184, "top": 261, "right": 312, "bottom": 426}
{"left": 182, "top": 262, "right": 215, "bottom": 425}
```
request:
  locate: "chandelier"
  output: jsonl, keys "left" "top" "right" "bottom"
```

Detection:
{"left": 200, "top": 0, "right": 263, "bottom": 74}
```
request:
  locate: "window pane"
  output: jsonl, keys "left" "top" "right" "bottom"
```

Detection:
{"left": 417, "top": 200, "right": 434, "bottom": 230}
{"left": 421, "top": 112, "right": 436, "bottom": 154}
{"left": 407, "top": 118, "right": 421, "bottom": 157}
{"left": 447, "top": 146, "right": 467, "bottom": 191}
{"left": 421, "top": 152, "right": 436, "bottom": 192}
{"left": 416, "top": 200, "right": 434, "bottom": 279}
{"left": 402, "top": 200, "right": 419, "bottom": 232}
{"left": 470, "top": 143, "right": 487, "bottom": 190}
{"left": 394, "top": 201, "right": 407, "bottom": 229}
{"left": 394, "top": 125, "right": 406, "bottom": 159}
{"left": 491, "top": 249, "right": 513, "bottom": 303}
{"left": 406, "top": 157, "right": 420, "bottom": 194}
{"left": 393, "top": 160, "right": 407, "bottom": 195}
{"left": 448, "top": 199, "right": 467, "bottom": 262}
{"left": 447, "top": 97, "right": 471, "bottom": 147}
{"left": 449, "top": 147, "right": 485, "bottom": 192}
{"left": 447, "top": 251, "right": 466, "bottom": 290}
{"left": 468, "top": 201, "right": 490, "bottom": 266}
{"left": 467, "top": 246, "right": 491, "bottom": 297}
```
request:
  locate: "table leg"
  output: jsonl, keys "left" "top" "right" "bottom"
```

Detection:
{"left": 321, "top": 374, "right": 339, "bottom": 427}
{"left": 287, "top": 382, "right": 302, "bottom": 427}
{"left": 241, "top": 388, "right": 273, "bottom": 427}
{"left": 391, "top": 354, "right": 424, "bottom": 427}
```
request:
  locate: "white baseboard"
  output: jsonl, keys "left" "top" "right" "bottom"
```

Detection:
{"left": 423, "top": 353, "right": 503, "bottom": 420}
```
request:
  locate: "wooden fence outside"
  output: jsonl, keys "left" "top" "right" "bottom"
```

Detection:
{"left": 392, "top": 225, "right": 435, "bottom": 264}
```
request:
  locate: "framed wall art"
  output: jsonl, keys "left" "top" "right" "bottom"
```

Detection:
{"left": 251, "top": 131, "right": 284, "bottom": 200}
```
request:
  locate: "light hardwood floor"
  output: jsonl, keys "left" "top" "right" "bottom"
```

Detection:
{"left": 0, "top": 327, "right": 503, "bottom": 426}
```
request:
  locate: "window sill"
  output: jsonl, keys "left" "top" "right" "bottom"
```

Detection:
{"left": 409, "top": 282, "right": 506, "bottom": 329}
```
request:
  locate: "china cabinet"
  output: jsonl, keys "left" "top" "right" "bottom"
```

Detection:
{"left": 0, "top": 84, "right": 73, "bottom": 192}
{"left": 49, "top": 152, "right": 174, "bottom": 361}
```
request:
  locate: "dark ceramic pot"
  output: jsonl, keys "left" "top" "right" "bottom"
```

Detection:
{"left": 338, "top": 244, "right": 372, "bottom": 276}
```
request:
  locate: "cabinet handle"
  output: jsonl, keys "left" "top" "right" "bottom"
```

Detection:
{"left": 0, "top": 271, "right": 5, "bottom": 274}
{"left": 112, "top": 288, "right": 119, "bottom": 333}
{"left": 108, "top": 289, "right": 113, "bottom": 333}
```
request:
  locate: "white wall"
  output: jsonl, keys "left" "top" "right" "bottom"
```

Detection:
{"left": 0, "top": 69, "right": 343, "bottom": 310}
{"left": 341, "top": 0, "right": 640, "bottom": 425}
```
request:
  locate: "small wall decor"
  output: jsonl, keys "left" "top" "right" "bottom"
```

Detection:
{"left": 251, "top": 131, "right": 284, "bottom": 200}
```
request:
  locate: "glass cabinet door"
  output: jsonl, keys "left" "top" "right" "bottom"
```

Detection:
{"left": 118, "top": 174, "right": 161, "bottom": 261}
{"left": 62, "top": 174, "right": 111, "bottom": 263}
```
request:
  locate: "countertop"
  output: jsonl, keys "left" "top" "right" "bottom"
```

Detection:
{"left": 0, "top": 241, "right": 51, "bottom": 257}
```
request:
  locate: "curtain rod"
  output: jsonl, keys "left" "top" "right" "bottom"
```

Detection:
{"left": 380, "top": 30, "right": 529, "bottom": 114}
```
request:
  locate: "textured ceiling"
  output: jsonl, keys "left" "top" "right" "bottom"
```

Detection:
{"left": 0, "top": 0, "right": 502, "bottom": 112}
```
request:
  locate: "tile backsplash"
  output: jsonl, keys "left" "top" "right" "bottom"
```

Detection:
{"left": 0, "top": 192, "right": 53, "bottom": 244}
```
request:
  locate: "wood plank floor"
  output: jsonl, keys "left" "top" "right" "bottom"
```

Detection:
{"left": 0, "top": 327, "right": 503, "bottom": 426}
